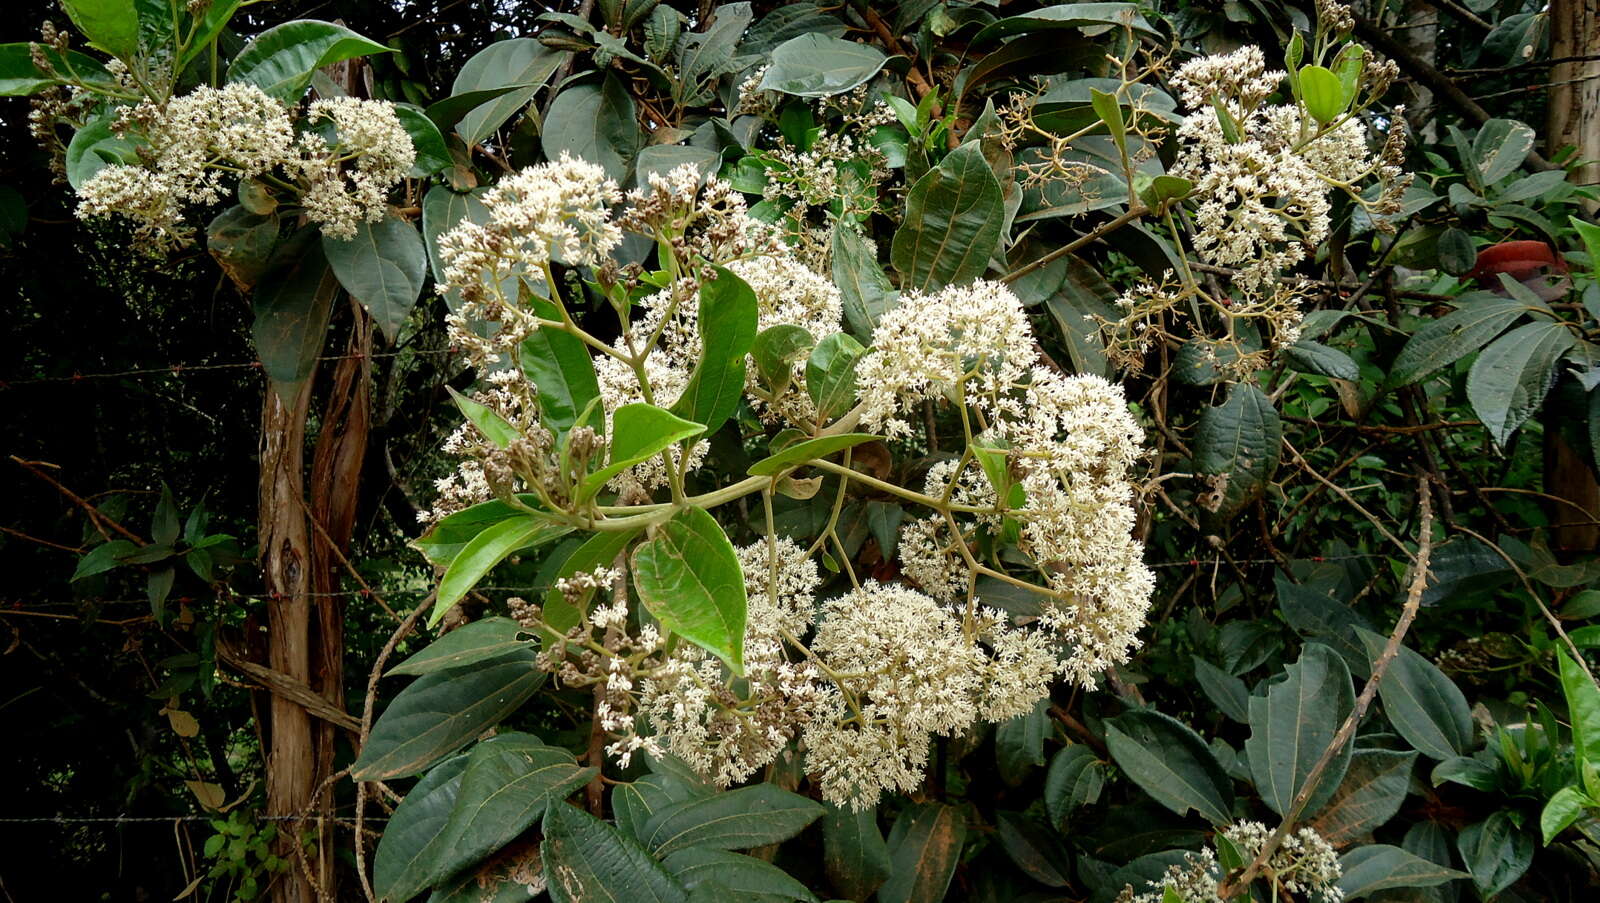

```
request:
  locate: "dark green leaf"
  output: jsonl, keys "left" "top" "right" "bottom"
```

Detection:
{"left": 0, "top": 43, "right": 115, "bottom": 95}
{"left": 1284, "top": 340, "right": 1360, "bottom": 381}
{"left": 1193, "top": 658, "right": 1249, "bottom": 724}
{"left": 394, "top": 104, "right": 451, "bottom": 177}
{"left": 972, "top": 3, "right": 1157, "bottom": 44}
{"left": 832, "top": 226, "right": 895, "bottom": 339}
{"left": 632, "top": 506, "right": 748, "bottom": 675}
{"left": 207, "top": 206, "right": 280, "bottom": 292}
{"left": 751, "top": 324, "right": 814, "bottom": 395}
{"left": 890, "top": 143, "right": 1004, "bottom": 292}
{"left": 322, "top": 213, "right": 427, "bottom": 343}
{"left": 1309, "top": 750, "right": 1417, "bottom": 845}
{"left": 1336, "top": 844, "right": 1466, "bottom": 898}
{"left": 1356, "top": 627, "right": 1474, "bottom": 760}
{"left": 640, "top": 783, "right": 824, "bottom": 855}
{"left": 1437, "top": 227, "right": 1477, "bottom": 276}
{"left": 1467, "top": 321, "right": 1574, "bottom": 445}
{"left": 543, "top": 74, "right": 641, "bottom": 184}
{"left": 663, "top": 848, "right": 818, "bottom": 902}
{"left": 747, "top": 434, "right": 878, "bottom": 477}
{"left": 450, "top": 38, "right": 566, "bottom": 146}
{"left": 878, "top": 802, "right": 967, "bottom": 903}
{"left": 1105, "top": 710, "right": 1234, "bottom": 824}
{"left": 541, "top": 528, "right": 642, "bottom": 637}
{"left": 65, "top": 111, "right": 141, "bottom": 191}
{"left": 228, "top": 20, "right": 391, "bottom": 103}
{"left": 542, "top": 801, "right": 690, "bottom": 903}
{"left": 996, "top": 698, "right": 1050, "bottom": 784}
{"left": 353, "top": 648, "right": 544, "bottom": 780}
{"left": 72, "top": 540, "right": 137, "bottom": 581}
{"left": 1193, "top": 382, "right": 1281, "bottom": 520}
{"left": 373, "top": 755, "right": 470, "bottom": 903}
{"left": 1387, "top": 293, "right": 1530, "bottom": 388}
{"left": 389, "top": 618, "right": 529, "bottom": 677}
{"left": 1246, "top": 644, "right": 1355, "bottom": 818}
{"left": 995, "top": 811, "right": 1071, "bottom": 887}
{"left": 251, "top": 240, "right": 338, "bottom": 388}
{"left": 1276, "top": 577, "right": 1373, "bottom": 676}
{"left": 1457, "top": 812, "right": 1534, "bottom": 898}
{"left": 1043, "top": 744, "right": 1106, "bottom": 830}
{"left": 613, "top": 773, "right": 710, "bottom": 843}
{"left": 823, "top": 804, "right": 890, "bottom": 901}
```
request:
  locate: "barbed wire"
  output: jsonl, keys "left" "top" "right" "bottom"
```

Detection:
{"left": 0, "top": 348, "right": 456, "bottom": 390}
{"left": 0, "top": 815, "right": 388, "bottom": 825}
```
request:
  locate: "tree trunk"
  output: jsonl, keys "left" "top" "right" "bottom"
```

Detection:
{"left": 1545, "top": 0, "right": 1600, "bottom": 555}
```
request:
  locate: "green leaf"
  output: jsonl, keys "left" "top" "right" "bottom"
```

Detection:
{"left": 1541, "top": 785, "right": 1591, "bottom": 844}
{"left": 640, "top": 783, "right": 823, "bottom": 855}
{"left": 61, "top": 0, "right": 140, "bottom": 58}
{"left": 388, "top": 618, "right": 528, "bottom": 676}
{"left": 372, "top": 755, "right": 469, "bottom": 903}
{"left": 151, "top": 485, "right": 179, "bottom": 547}
{"left": 995, "top": 811, "right": 1071, "bottom": 887}
{"left": 447, "top": 386, "right": 521, "bottom": 450}
{"left": 1284, "top": 339, "right": 1360, "bottom": 381}
{"left": 543, "top": 73, "right": 641, "bottom": 184}
{"left": 207, "top": 206, "right": 280, "bottom": 292}
{"left": 996, "top": 698, "right": 1050, "bottom": 784}
{"left": 521, "top": 300, "right": 602, "bottom": 438}
{"left": 251, "top": 239, "right": 338, "bottom": 388}
{"left": 1437, "top": 227, "right": 1477, "bottom": 276}
{"left": 1136, "top": 174, "right": 1193, "bottom": 213}
{"left": 1467, "top": 321, "right": 1575, "bottom": 445}
{"left": 663, "top": 848, "right": 819, "bottom": 902}
{"left": 1309, "top": 750, "right": 1418, "bottom": 846}
{"left": 1276, "top": 577, "right": 1373, "bottom": 676}
{"left": 1571, "top": 215, "right": 1600, "bottom": 283}
{"left": 72, "top": 539, "right": 137, "bottom": 581}
{"left": 542, "top": 528, "right": 642, "bottom": 637}
{"left": 353, "top": 648, "right": 543, "bottom": 780}
{"left": 758, "top": 34, "right": 889, "bottom": 97}
{"left": 878, "top": 802, "right": 967, "bottom": 903}
{"left": 972, "top": 3, "right": 1157, "bottom": 44}
{"left": 1193, "top": 382, "right": 1281, "bottom": 520}
{"left": 322, "top": 213, "right": 427, "bottom": 343}
{"left": 1089, "top": 88, "right": 1127, "bottom": 163}
{"left": 450, "top": 38, "right": 566, "bottom": 146}
{"left": 1559, "top": 650, "right": 1600, "bottom": 765}
{"left": 228, "top": 20, "right": 390, "bottom": 103}
{"left": 541, "top": 801, "right": 690, "bottom": 903}
{"left": 65, "top": 111, "right": 141, "bottom": 191}
{"left": 751, "top": 324, "right": 814, "bottom": 395}
{"left": 1247, "top": 644, "right": 1355, "bottom": 818}
{"left": 1356, "top": 628, "right": 1474, "bottom": 760}
{"left": 1473, "top": 119, "right": 1536, "bottom": 185}
{"left": 1043, "top": 745, "right": 1106, "bottom": 830}
{"left": 428, "top": 733, "right": 596, "bottom": 883}
{"left": 393, "top": 104, "right": 451, "bottom": 178}
{"left": 1387, "top": 293, "right": 1528, "bottom": 387}
{"left": 1192, "top": 658, "right": 1250, "bottom": 724}
{"left": 890, "top": 143, "right": 1004, "bottom": 293}
{"left": 635, "top": 145, "right": 722, "bottom": 185}
{"left": 1457, "top": 812, "right": 1534, "bottom": 898}
{"left": 0, "top": 43, "right": 115, "bottom": 96}
{"left": 174, "top": 0, "right": 243, "bottom": 71}
{"left": 1043, "top": 254, "right": 1118, "bottom": 377}
{"left": 1333, "top": 43, "right": 1365, "bottom": 106}
{"left": 805, "top": 333, "right": 866, "bottom": 424}
{"left": 632, "top": 506, "right": 748, "bottom": 675}
{"left": 1336, "top": 844, "right": 1467, "bottom": 898}
{"left": 831, "top": 226, "right": 894, "bottom": 340}
{"left": 613, "top": 773, "right": 710, "bottom": 843}
{"left": 577, "top": 403, "right": 706, "bottom": 502}
{"left": 823, "top": 804, "right": 891, "bottom": 901}
{"left": 1299, "top": 65, "right": 1345, "bottom": 123}
{"left": 675, "top": 3, "right": 752, "bottom": 105}
{"left": 747, "top": 434, "right": 878, "bottom": 477}
{"left": 671, "top": 266, "right": 758, "bottom": 435}
{"left": 413, "top": 496, "right": 544, "bottom": 567}
{"left": 1104, "top": 709, "right": 1234, "bottom": 824}
{"left": 432, "top": 515, "right": 571, "bottom": 628}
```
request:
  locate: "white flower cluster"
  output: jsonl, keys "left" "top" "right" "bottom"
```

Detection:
{"left": 859, "top": 280, "right": 1154, "bottom": 687}
{"left": 75, "top": 84, "right": 412, "bottom": 248}
{"left": 1120, "top": 822, "right": 1343, "bottom": 903}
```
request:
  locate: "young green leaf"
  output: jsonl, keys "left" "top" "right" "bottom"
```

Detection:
{"left": 1299, "top": 65, "right": 1345, "bottom": 123}
{"left": 671, "top": 266, "right": 758, "bottom": 435}
{"left": 432, "top": 515, "right": 571, "bottom": 627}
{"left": 576, "top": 403, "right": 706, "bottom": 502}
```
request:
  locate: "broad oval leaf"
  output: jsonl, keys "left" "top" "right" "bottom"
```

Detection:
{"left": 427, "top": 733, "right": 596, "bottom": 883}
{"left": 542, "top": 800, "right": 689, "bottom": 903}
{"left": 1283, "top": 339, "right": 1360, "bottom": 382}
{"left": 353, "top": 647, "right": 544, "bottom": 780}
{"left": 1105, "top": 709, "right": 1234, "bottom": 824}
{"left": 972, "top": 3, "right": 1157, "bottom": 44}
{"left": 1356, "top": 627, "right": 1474, "bottom": 760}
{"left": 322, "top": 213, "right": 427, "bottom": 344}
{"left": 1299, "top": 65, "right": 1344, "bottom": 124}
{"left": 890, "top": 143, "right": 1004, "bottom": 293}
{"left": 1467, "top": 320, "right": 1575, "bottom": 446}
{"left": 578, "top": 403, "right": 706, "bottom": 502}
{"left": 450, "top": 38, "right": 567, "bottom": 146}
{"left": 1473, "top": 118, "right": 1536, "bottom": 185}
{"left": 61, "top": 0, "right": 139, "bottom": 58}
{"left": 639, "top": 782, "right": 823, "bottom": 855}
{"left": 614, "top": 773, "right": 710, "bottom": 843}
{"left": 663, "top": 848, "right": 818, "bottom": 902}
{"left": 372, "top": 754, "right": 469, "bottom": 903}
{"left": 806, "top": 333, "right": 866, "bottom": 424}
{"left": 252, "top": 237, "right": 338, "bottom": 387}
{"left": 632, "top": 506, "right": 748, "bottom": 675}
{"left": 1246, "top": 644, "right": 1355, "bottom": 818}
{"left": 832, "top": 225, "right": 895, "bottom": 339}
{"left": 1193, "top": 382, "right": 1281, "bottom": 520}
{"left": 758, "top": 34, "right": 889, "bottom": 97}
{"left": 1457, "top": 811, "right": 1534, "bottom": 899}
{"left": 388, "top": 617, "right": 528, "bottom": 676}
{"left": 751, "top": 324, "right": 815, "bottom": 394}
{"left": 542, "top": 73, "right": 641, "bottom": 184}
{"left": 1336, "top": 844, "right": 1467, "bottom": 898}
{"left": 394, "top": 103, "right": 450, "bottom": 177}
{"left": 1043, "top": 744, "right": 1106, "bottom": 830}
{"left": 878, "top": 802, "right": 967, "bottom": 903}
{"left": 65, "top": 111, "right": 141, "bottom": 191}
{"left": 1192, "top": 657, "right": 1250, "bottom": 724}
{"left": 1309, "top": 749, "right": 1418, "bottom": 846}
{"left": 0, "top": 43, "right": 116, "bottom": 96}
{"left": 228, "top": 20, "right": 390, "bottom": 103}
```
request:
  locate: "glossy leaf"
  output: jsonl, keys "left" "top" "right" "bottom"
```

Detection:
{"left": 521, "top": 300, "right": 602, "bottom": 437}
{"left": 372, "top": 754, "right": 469, "bottom": 903}
{"left": 0, "top": 43, "right": 115, "bottom": 95}
{"left": 432, "top": 515, "right": 571, "bottom": 627}
{"left": 228, "top": 20, "right": 390, "bottom": 102}
{"left": 805, "top": 333, "right": 866, "bottom": 424}
{"left": 891, "top": 143, "right": 1004, "bottom": 292}
{"left": 61, "top": 0, "right": 139, "bottom": 58}
{"left": 747, "top": 434, "right": 878, "bottom": 476}
{"left": 577, "top": 404, "right": 706, "bottom": 502}
{"left": 393, "top": 104, "right": 451, "bottom": 178}
{"left": 632, "top": 506, "right": 748, "bottom": 675}
{"left": 322, "top": 213, "right": 427, "bottom": 343}
{"left": 353, "top": 648, "right": 543, "bottom": 780}
{"left": 1105, "top": 709, "right": 1234, "bottom": 824}
{"left": 388, "top": 617, "right": 528, "bottom": 676}
{"left": 1299, "top": 65, "right": 1344, "bottom": 123}
{"left": 1559, "top": 650, "right": 1600, "bottom": 764}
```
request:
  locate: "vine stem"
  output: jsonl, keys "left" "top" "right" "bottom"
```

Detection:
{"left": 1218, "top": 479, "right": 1434, "bottom": 899}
